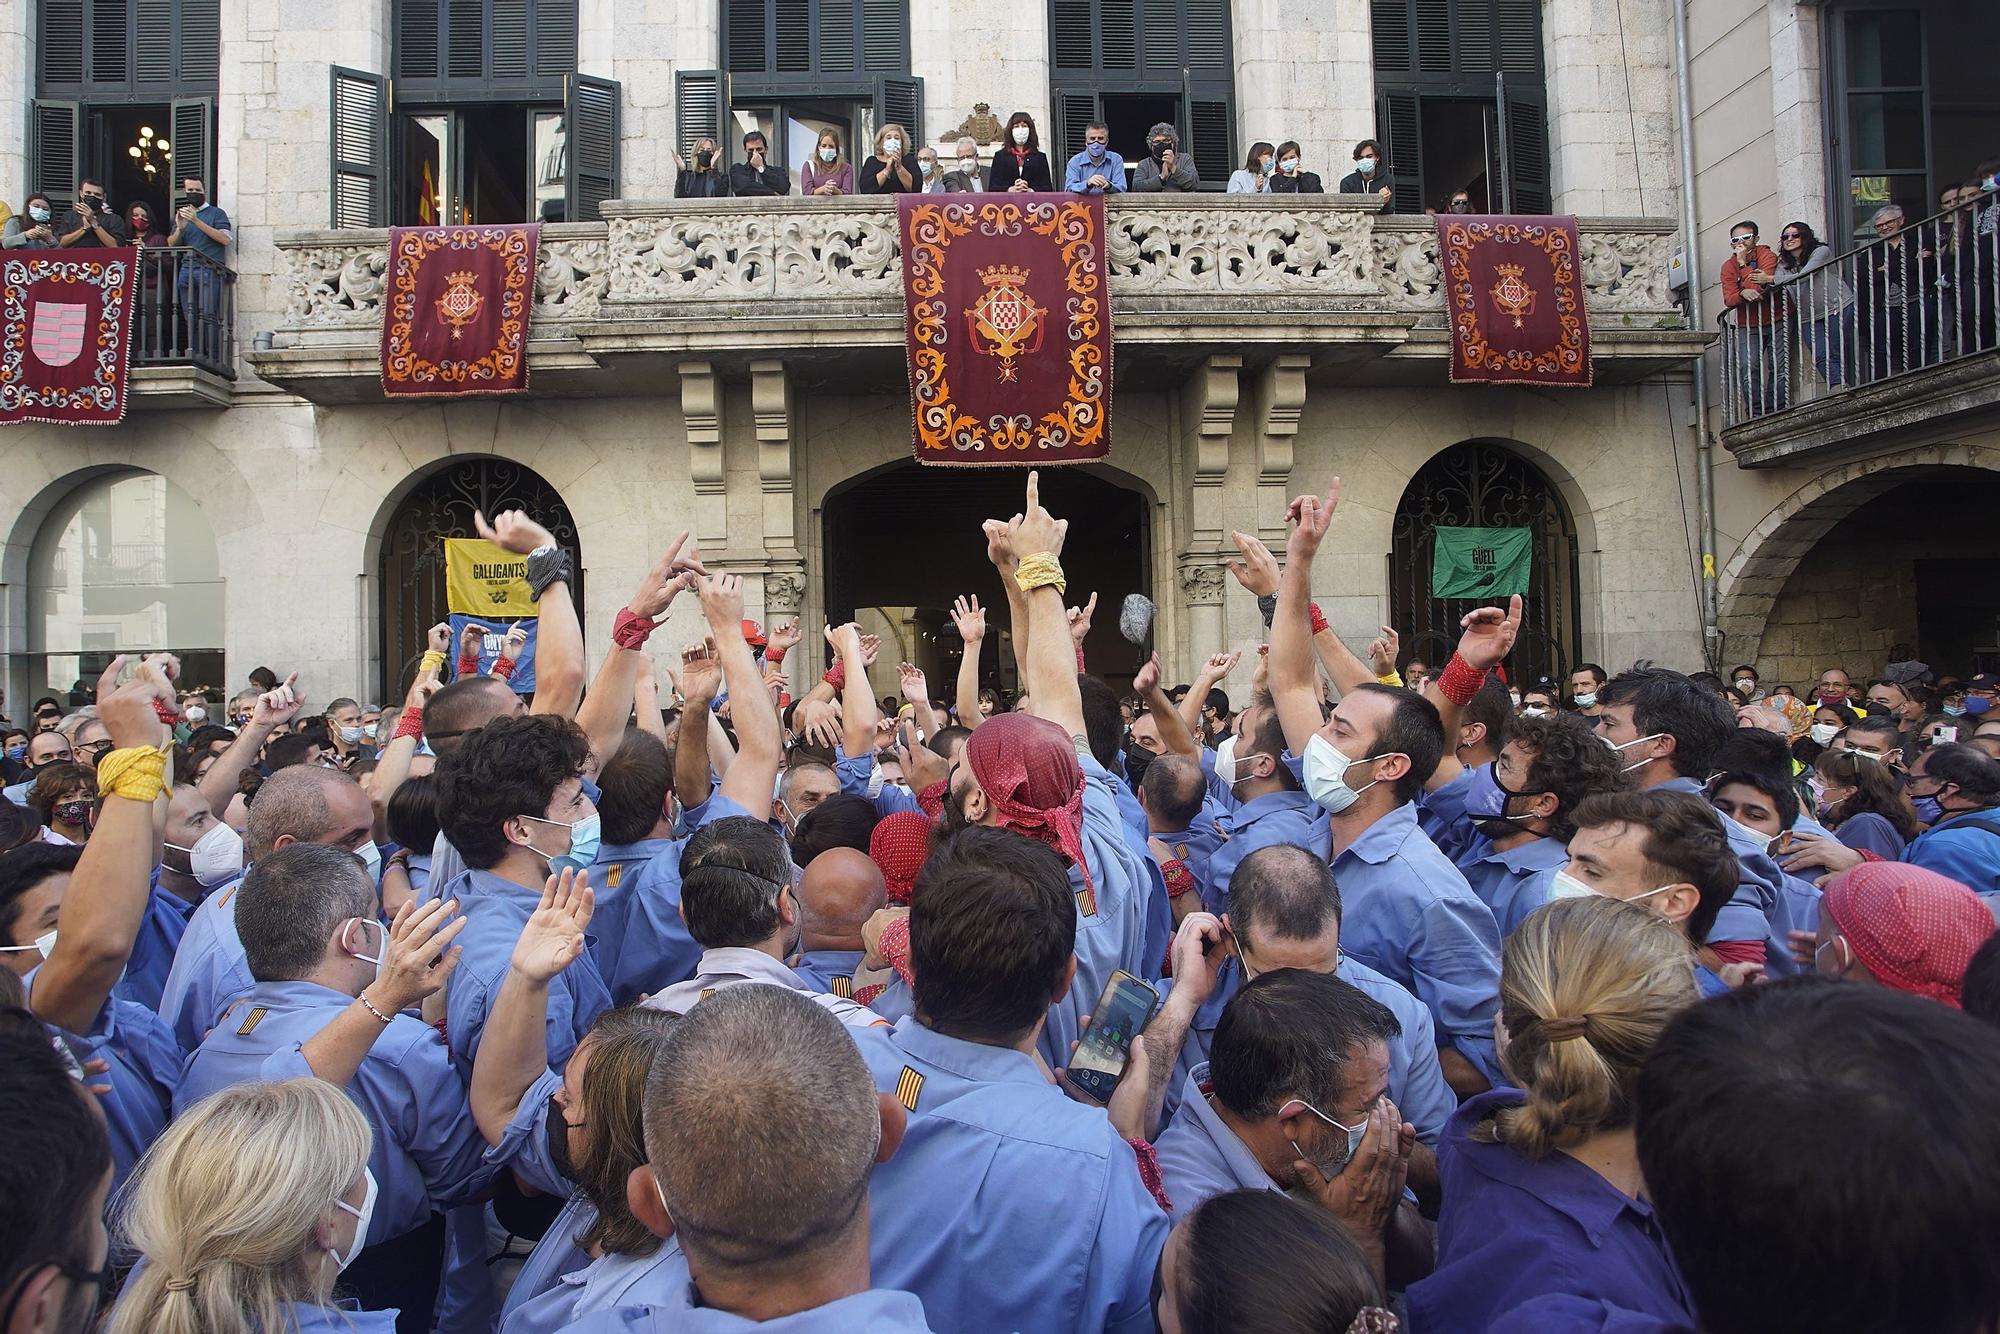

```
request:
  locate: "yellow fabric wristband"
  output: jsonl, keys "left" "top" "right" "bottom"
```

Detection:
{"left": 1015, "top": 552, "right": 1067, "bottom": 596}
{"left": 419, "top": 649, "right": 448, "bottom": 677}
{"left": 97, "top": 746, "right": 171, "bottom": 803}
{"left": 1377, "top": 672, "right": 1404, "bottom": 687}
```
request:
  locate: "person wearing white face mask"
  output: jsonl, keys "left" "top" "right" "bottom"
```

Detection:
{"left": 1269, "top": 477, "right": 1504, "bottom": 1097}
{"left": 1200, "top": 704, "right": 1330, "bottom": 916}
{"left": 802, "top": 127, "right": 854, "bottom": 197}
{"left": 989, "top": 110, "right": 1054, "bottom": 192}
{"left": 943, "top": 136, "right": 987, "bottom": 192}
{"left": 860, "top": 123, "right": 920, "bottom": 195}
{"left": 177, "top": 841, "right": 483, "bottom": 1328}
{"left": 1267, "top": 139, "right": 1323, "bottom": 194}
{"left": 114, "top": 786, "right": 246, "bottom": 1011}
{"left": 1337, "top": 139, "right": 1393, "bottom": 201}
{"left": 1556, "top": 789, "right": 1741, "bottom": 996}
{"left": 104, "top": 1078, "right": 399, "bottom": 1334}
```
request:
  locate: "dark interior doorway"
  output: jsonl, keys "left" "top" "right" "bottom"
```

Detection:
{"left": 1101, "top": 92, "right": 1181, "bottom": 170}
{"left": 91, "top": 104, "right": 175, "bottom": 223}
{"left": 822, "top": 464, "right": 1152, "bottom": 696}
{"left": 1418, "top": 97, "right": 1497, "bottom": 212}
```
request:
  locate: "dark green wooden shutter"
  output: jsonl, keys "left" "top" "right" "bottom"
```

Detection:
{"left": 178, "top": 0, "right": 220, "bottom": 83}
{"left": 1141, "top": 0, "right": 1177, "bottom": 70}
{"left": 860, "top": 0, "right": 905, "bottom": 71}
{"left": 565, "top": 74, "right": 620, "bottom": 223}
{"left": 30, "top": 99, "right": 83, "bottom": 207}
{"left": 1184, "top": 0, "right": 1230, "bottom": 70}
{"left": 724, "top": 0, "right": 767, "bottom": 73}
{"left": 399, "top": 0, "right": 441, "bottom": 79}
{"left": 774, "top": 0, "right": 810, "bottom": 71}
{"left": 170, "top": 96, "right": 213, "bottom": 197}
{"left": 491, "top": 0, "right": 530, "bottom": 79}
{"left": 1371, "top": 0, "right": 1409, "bottom": 72}
{"left": 1052, "top": 0, "right": 1093, "bottom": 70}
{"left": 821, "top": 0, "right": 857, "bottom": 71}
{"left": 876, "top": 74, "right": 924, "bottom": 140}
{"left": 1101, "top": 0, "right": 1137, "bottom": 69}
{"left": 675, "top": 69, "right": 729, "bottom": 157}
{"left": 1496, "top": 0, "right": 1541, "bottom": 73}
{"left": 1189, "top": 95, "right": 1232, "bottom": 189}
{"left": 92, "top": 0, "right": 130, "bottom": 83}
{"left": 1378, "top": 88, "right": 1423, "bottom": 212}
{"left": 447, "top": 0, "right": 484, "bottom": 79}
{"left": 1500, "top": 85, "right": 1549, "bottom": 213}
{"left": 40, "top": 0, "right": 87, "bottom": 86}
{"left": 1414, "top": 0, "right": 1452, "bottom": 73}
{"left": 136, "top": 0, "right": 173, "bottom": 82}
{"left": 1055, "top": 90, "right": 1098, "bottom": 164}
{"left": 533, "top": 0, "right": 577, "bottom": 77}
{"left": 329, "top": 66, "right": 390, "bottom": 227}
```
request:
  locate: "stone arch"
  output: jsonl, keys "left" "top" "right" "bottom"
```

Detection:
{"left": 1715, "top": 442, "right": 2000, "bottom": 662}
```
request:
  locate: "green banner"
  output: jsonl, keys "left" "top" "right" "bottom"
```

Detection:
{"left": 1432, "top": 526, "right": 1533, "bottom": 598}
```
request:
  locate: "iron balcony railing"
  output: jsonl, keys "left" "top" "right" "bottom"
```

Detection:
{"left": 1719, "top": 192, "right": 1999, "bottom": 428}
{"left": 131, "top": 245, "right": 237, "bottom": 379}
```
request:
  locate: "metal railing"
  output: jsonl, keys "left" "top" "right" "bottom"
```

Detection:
{"left": 131, "top": 245, "right": 237, "bottom": 379}
{"left": 1719, "top": 193, "right": 1999, "bottom": 428}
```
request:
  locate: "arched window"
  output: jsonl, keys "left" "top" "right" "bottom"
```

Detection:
{"left": 1390, "top": 440, "right": 1578, "bottom": 687}
{"left": 27, "top": 469, "right": 224, "bottom": 700}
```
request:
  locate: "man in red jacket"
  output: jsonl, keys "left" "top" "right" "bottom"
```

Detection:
{"left": 1722, "top": 219, "right": 1787, "bottom": 417}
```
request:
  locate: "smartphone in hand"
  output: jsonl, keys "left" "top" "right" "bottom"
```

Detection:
{"left": 1067, "top": 970, "right": 1160, "bottom": 1105}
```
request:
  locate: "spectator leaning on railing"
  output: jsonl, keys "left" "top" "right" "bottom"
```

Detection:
{"left": 1722, "top": 219, "right": 1785, "bottom": 417}
{"left": 167, "top": 175, "right": 234, "bottom": 364}
{"left": 58, "top": 178, "right": 130, "bottom": 249}
{"left": 728, "top": 131, "right": 790, "bottom": 198}
{"left": 672, "top": 137, "right": 732, "bottom": 199}
{"left": 1771, "top": 220, "right": 1854, "bottom": 391}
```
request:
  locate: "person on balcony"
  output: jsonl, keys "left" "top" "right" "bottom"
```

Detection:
{"left": 1132, "top": 123, "right": 1199, "bottom": 193}
{"left": 727, "top": 131, "right": 789, "bottom": 198}
{"left": 1337, "top": 140, "right": 1393, "bottom": 203}
{"left": 1721, "top": 219, "right": 1786, "bottom": 417}
{"left": 167, "top": 175, "right": 234, "bottom": 367}
{"left": 989, "top": 112, "right": 1054, "bottom": 193}
{"left": 125, "top": 202, "right": 166, "bottom": 249}
{"left": 671, "top": 138, "right": 731, "bottom": 199}
{"left": 2, "top": 194, "right": 58, "bottom": 249}
{"left": 1958, "top": 160, "right": 2000, "bottom": 357}
{"left": 860, "top": 125, "right": 922, "bottom": 195}
{"left": 1063, "top": 122, "right": 1128, "bottom": 195}
{"left": 915, "top": 145, "right": 949, "bottom": 193}
{"left": 802, "top": 128, "right": 854, "bottom": 198}
{"left": 58, "top": 178, "right": 130, "bottom": 249}
{"left": 1772, "top": 220, "right": 1854, "bottom": 391}
{"left": 1267, "top": 141, "right": 1323, "bottom": 195}
{"left": 1861, "top": 205, "right": 1940, "bottom": 382}
{"left": 943, "top": 138, "right": 987, "bottom": 193}
{"left": 1228, "top": 141, "right": 1276, "bottom": 194}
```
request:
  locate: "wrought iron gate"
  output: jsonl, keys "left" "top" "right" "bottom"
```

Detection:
{"left": 377, "top": 458, "right": 582, "bottom": 703}
{"left": 1388, "top": 441, "right": 1578, "bottom": 690}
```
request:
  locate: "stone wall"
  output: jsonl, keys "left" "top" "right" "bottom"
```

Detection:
{"left": 1544, "top": 0, "right": 1681, "bottom": 218}
{"left": 1757, "top": 545, "right": 1919, "bottom": 687}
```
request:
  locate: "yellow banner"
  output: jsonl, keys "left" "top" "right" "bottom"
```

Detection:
{"left": 445, "top": 538, "right": 537, "bottom": 618}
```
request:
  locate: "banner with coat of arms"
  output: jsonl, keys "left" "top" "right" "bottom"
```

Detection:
{"left": 0, "top": 248, "right": 137, "bottom": 427}
{"left": 381, "top": 224, "right": 539, "bottom": 397}
{"left": 899, "top": 193, "right": 1112, "bottom": 466}
{"left": 1437, "top": 216, "right": 1593, "bottom": 388}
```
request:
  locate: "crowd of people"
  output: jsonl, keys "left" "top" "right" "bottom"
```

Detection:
{"left": 4, "top": 475, "right": 2000, "bottom": 1334}
{"left": 1723, "top": 158, "right": 2000, "bottom": 417}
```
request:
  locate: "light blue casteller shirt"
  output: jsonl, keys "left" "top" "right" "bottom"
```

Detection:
{"left": 587, "top": 834, "right": 702, "bottom": 1005}
{"left": 1458, "top": 834, "right": 1571, "bottom": 938}
{"left": 114, "top": 868, "right": 199, "bottom": 1011}
{"left": 1200, "top": 788, "right": 1330, "bottom": 914}
{"left": 1327, "top": 800, "right": 1504, "bottom": 1084}
{"left": 1154, "top": 1059, "right": 1283, "bottom": 1220}
{"left": 177, "top": 978, "right": 494, "bottom": 1251}
{"left": 156, "top": 869, "right": 251, "bottom": 1050}
{"left": 484, "top": 1069, "right": 594, "bottom": 1323}
{"left": 25, "top": 965, "right": 180, "bottom": 1193}
{"left": 558, "top": 1288, "right": 934, "bottom": 1333}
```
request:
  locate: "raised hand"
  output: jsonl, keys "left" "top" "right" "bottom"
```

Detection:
{"left": 1168, "top": 911, "right": 1228, "bottom": 1009}
{"left": 474, "top": 508, "right": 556, "bottom": 556}
{"left": 1067, "top": 591, "right": 1098, "bottom": 646}
{"left": 1455, "top": 595, "right": 1522, "bottom": 672}
{"left": 509, "top": 870, "right": 594, "bottom": 984}
{"left": 630, "top": 531, "right": 706, "bottom": 619}
{"left": 1366, "top": 626, "right": 1400, "bottom": 677}
{"left": 501, "top": 624, "right": 530, "bottom": 658}
{"left": 861, "top": 905, "right": 910, "bottom": 970}
{"left": 1225, "top": 531, "right": 1281, "bottom": 597}
{"left": 427, "top": 622, "right": 453, "bottom": 655}
{"left": 767, "top": 618, "right": 802, "bottom": 656}
{"left": 983, "top": 519, "right": 1019, "bottom": 578}
{"left": 697, "top": 573, "right": 745, "bottom": 630}
{"left": 680, "top": 641, "right": 722, "bottom": 704}
{"left": 95, "top": 655, "right": 174, "bottom": 751}
{"left": 365, "top": 896, "right": 467, "bottom": 1012}
{"left": 896, "top": 719, "right": 948, "bottom": 790}
{"left": 1283, "top": 478, "right": 1343, "bottom": 565}
{"left": 1293, "top": 1099, "right": 1410, "bottom": 1242}
{"left": 951, "top": 594, "right": 987, "bottom": 644}
{"left": 458, "top": 622, "right": 490, "bottom": 662}
{"left": 858, "top": 634, "right": 882, "bottom": 668}
{"left": 1008, "top": 470, "right": 1068, "bottom": 559}
{"left": 1133, "top": 651, "right": 1163, "bottom": 697}
{"left": 1197, "top": 650, "right": 1242, "bottom": 684}
{"left": 898, "top": 662, "right": 929, "bottom": 705}
{"left": 251, "top": 671, "right": 307, "bottom": 729}
{"left": 762, "top": 663, "right": 790, "bottom": 698}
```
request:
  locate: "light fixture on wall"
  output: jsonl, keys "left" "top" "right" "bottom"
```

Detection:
{"left": 126, "top": 126, "right": 172, "bottom": 180}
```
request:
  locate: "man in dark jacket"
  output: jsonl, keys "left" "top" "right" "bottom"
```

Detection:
{"left": 727, "top": 131, "right": 789, "bottom": 198}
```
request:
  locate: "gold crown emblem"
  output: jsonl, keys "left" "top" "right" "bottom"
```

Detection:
{"left": 976, "top": 264, "right": 1029, "bottom": 286}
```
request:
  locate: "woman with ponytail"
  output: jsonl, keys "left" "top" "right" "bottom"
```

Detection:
{"left": 106, "top": 1079, "right": 393, "bottom": 1333}
{"left": 1405, "top": 896, "right": 1699, "bottom": 1332}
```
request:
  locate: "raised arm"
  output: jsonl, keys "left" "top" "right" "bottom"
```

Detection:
{"left": 898, "top": 662, "right": 941, "bottom": 742}
{"left": 633, "top": 667, "right": 670, "bottom": 745}
{"left": 1180, "top": 651, "right": 1239, "bottom": 740}
{"left": 199, "top": 672, "right": 303, "bottom": 818}
{"left": 1135, "top": 652, "right": 1201, "bottom": 759}
{"left": 32, "top": 657, "right": 175, "bottom": 1035}
{"left": 574, "top": 535, "right": 703, "bottom": 765}
{"left": 1422, "top": 596, "right": 1523, "bottom": 791}
{"left": 472, "top": 871, "right": 593, "bottom": 1145}
{"left": 293, "top": 896, "right": 465, "bottom": 1088}
{"left": 674, "top": 642, "right": 722, "bottom": 813}
{"left": 1269, "top": 482, "right": 1342, "bottom": 755}
{"left": 951, "top": 595, "right": 987, "bottom": 730}
{"left": 704, "top": 577, "right": 782, "bottom": 816}
{"left": 831, "top": 624, "right": 880, "bottom": 761}
{"left": 475, "top": 508, "right": 584, "bottom": 719}
{"left": 1002, "top": 472, "right": 1087, "bottom": 741}
{"left": 986, "top": 519, "right": 1032, "bottom": 683}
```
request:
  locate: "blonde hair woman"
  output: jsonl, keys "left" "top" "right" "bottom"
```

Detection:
{"left": 802, "top": 127, "right": 853, "bottom": 197}
{"left": 107, "top": 1079, "right": 393, "bottom": 1334}
{"left": 1406, "top": 896, "right": 1699, "bottom": 1332}
{"left": 860, "top": 122, "right": 918, "bottom": 194}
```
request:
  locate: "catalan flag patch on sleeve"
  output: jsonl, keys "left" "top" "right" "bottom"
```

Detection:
{"left": 236, "top": 1007, "right": 268, "bottom": 1036}
{"left": 1076, "top": 885, "right": 1098, "bottom": 918}
{"left": 601, "top": 863, "right": 624, "bottom": 889}
{"left": 895, "top": 1065, "right": 925, "bottom": 1112}
{"left": 829, "top": 975, "right": 854, "bottom": 999}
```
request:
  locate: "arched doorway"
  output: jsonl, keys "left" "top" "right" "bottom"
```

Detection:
{"left": 821, "top": 463, "right": 1152, "bottom": 694}
{"left": 25, "top": 468, "right": 224, "bottom": 701}
{"left": 1390, "top": 440, "right": 1579, "bottom": 687}
{"left": 375, "top": 457, "right": 582, "bottom": 703}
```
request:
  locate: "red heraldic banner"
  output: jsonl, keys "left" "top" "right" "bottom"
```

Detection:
{"left": 900, "top": 194, "right": 1112, "bottom": 466}
{"left": 0, "top": 247, "right": 137, "bottom": 427}
{"left": 381, "top": 224, "right": 539, "bottom": 397}
{"left": 1438, "top": 215, "right": 1593, "bottom": 388}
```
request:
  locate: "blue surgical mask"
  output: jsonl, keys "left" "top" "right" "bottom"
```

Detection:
{"left": 1944, "top": 704, "right": 1968, "bottom": 717}
{"left": 1356, "top": 157, "right": 1377, "bottom": 176}
{"left": 1911, "top": 793, "right": 1946, "bottom": 825}
{"left": 1087, "top": 142, "right": 1106, "bottom": 160}
{"left": 819, "top": 147, "right": 837, "bottom": 163}
{"left": 1462, "top": 761, "right": 1538, "bottom": 824}
{"left": 28, "top": 205, "right": 50, "bottom": 223}
{"left": 524, "top": 811, "right": 602, "bottom": 872}
{"left": 5, "top": 744, "right": 24, "bottom": 762}
{"left": 1572, "top": 692, "right": 1598, "bottom": 709}
{"left": 339, "top": 725, "right": 366, "bottom": 744}
{"left": 1281, "top": 1098, "right": 1367, "bottom": 1179}
{"left": 1967, "top": 696, "right": 1994, "bottom": 716}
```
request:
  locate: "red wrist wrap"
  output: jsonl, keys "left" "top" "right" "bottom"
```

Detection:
{"left": 1308, "top": 602, "right": 1330, "bottom": 636}
{"left": 1127, "top": 1139, "right": 1172, "bottom": 1213}
{"left": 153, "top": 698, "right": 180, "bottom": 724}
{"left": 456, "top": 652, "right": 480, "bottom": 679}
{"left": 766, "top": 644, "right": 788, "bottom": 666}
{"left": 1437, "top": 653, "right": 1486, "bottom": 707}
{"left": 1075, "top": 644, "right": 1087, "bottom": 672}
{"left": 824, "top": 661, "right": 847, "bottom": 692}
{"left": 879, "top": 914, "right": 915, "bottom": 988}
{"left": 1161, "top": 859, "right": 1197, "bottom": 900}
{"left": 394, "top": 709, "right": 425, "bottom": 742}
{"left": 612, "top": 607, "right": 658, "bottom": 651}
{"left": 492, "top": 656, "right": 518, "bottom": 680}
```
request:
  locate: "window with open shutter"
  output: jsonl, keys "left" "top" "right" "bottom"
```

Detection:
{"left": 675, "top": 70, "right": 731, "bottom": 157}
{"left": 1049, "top": 0, "right": 1235, "bottom": 189}
{"left": 721, "top": 0, "right": 910, "bottom": 80}
{"left": 1499, "top": 86, "right": 1549, "bottom": 213}
{"left": 1370, "top": 0, "right": 1541, "bottom": 81}
{"left": 170, "top": 95, "right": 213, "bottom": 197}
{"left": 38, "top": 0, "right": 220, "bottom": 96}
{"left": 876, "top": 75, "right": 924, "bottom": 142}
{"left": 30, "top": 99, "right": 83, "bottom": 206}
{"left": 329, "top": 66, "right": 389, "bottom": 228}
{"left": 393, "top": 0, "right": 578, "bottom": 100}
{"left": 564, "top": 74, "right": 620, "bottom": 223}
{"left": 1378, "top": 89, "right": 1424, "bottom": 213}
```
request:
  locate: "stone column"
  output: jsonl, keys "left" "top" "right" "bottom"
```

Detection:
{"left": 915, "top": 0, "right": 1050, "bottom": 150}
{"left": 679, "top": 361, "right": 729, "bottom": 549}
{"left": 1177, "top": 560, "right": 1226, "bottom": 667}
{"left": 0, "top": 5, "right": 29, "bottom": 203}
{"left": 1233, "top": 0, "right": 1374, "bottom": 185}
{"left": 582, "top": 0, "right": 718, "bottom": 201}
{"left": 1768, "top": 0, "right": 1826, "bottom": 232}
{"left": 1543, "top": 0, "right": 1679, "bottom": 216}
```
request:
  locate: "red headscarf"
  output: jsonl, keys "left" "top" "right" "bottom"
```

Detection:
{"left": 962, "top": 712, "right": 1092, "bottom": 893}
{"left": 1823, "top": 862, "right": 1996, "bottom": 1008}
{"left": 870, "top": 810, "right": 934, "bottom": 906}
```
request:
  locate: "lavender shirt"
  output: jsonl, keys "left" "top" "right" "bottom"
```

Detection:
{"left": 801, "top": 159, "right": 854, "bottom": 196}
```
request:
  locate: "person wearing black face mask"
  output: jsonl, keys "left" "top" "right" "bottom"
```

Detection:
{"left": 673, "top": 137, "right": 731, "bottom": 199}
{"left": 1132, "top": 122, "right": 1199, "bottom": 192}
{"left": 168, "top": 175, "right": 234, "bottom": 363}
{"left": 58, "top": 179, "right": 128, "bottom": 249}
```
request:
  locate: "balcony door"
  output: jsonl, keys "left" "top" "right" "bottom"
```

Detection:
{"left": 1048, "top": 0, "right": 1235, "bottom": 189}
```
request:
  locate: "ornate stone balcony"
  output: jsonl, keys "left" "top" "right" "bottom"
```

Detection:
{"left": 249, "top": 198, "right": 1705, "bottom": 403}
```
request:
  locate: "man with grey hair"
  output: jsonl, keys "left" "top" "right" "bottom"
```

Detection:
{"left": 943, "top": 138, "right": 986, "bottom": 193}
{"left": 1865, "top": 201, "right": 1939, "bottom": 378}
{"left": 177, "top": 841, "right": 480, "bottom": 1324}
{"left": 158, "top": 762, "right": 378, "bottom": 1048}
{"left": 565, "top": 985, "right": 928, "bottom": 1331}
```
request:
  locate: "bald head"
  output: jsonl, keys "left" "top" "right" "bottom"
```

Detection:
{"left": 245, "top": 764, "right": 375, "bottom": 861}
{"left": 1140, "top": 753, "right": 1205, "bottom": 832}
{"left": 799, "top": 847, "right": 886, "bottom": 951}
